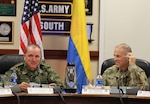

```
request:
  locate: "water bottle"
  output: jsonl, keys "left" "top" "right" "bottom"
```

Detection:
{"left": 96, "top": 74, "right": 103, "bottom": 86}
{"left": 10, "top": 70, "right": 17, "bottom": 85}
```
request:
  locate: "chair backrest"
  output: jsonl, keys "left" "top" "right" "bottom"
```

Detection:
{"left": 101, "top": 58, "right": 150, "bottom": 78}
{"left": 0, "top": 54, "right": 24, "bottom": 74}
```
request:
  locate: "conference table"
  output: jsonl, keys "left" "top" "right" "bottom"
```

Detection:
{"left": 1, "top": 93, "right": 150, "bottom": 104}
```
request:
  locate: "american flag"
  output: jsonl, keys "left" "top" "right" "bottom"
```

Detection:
{"left": 19, "top": 0, "right": 44, "bottom": 60}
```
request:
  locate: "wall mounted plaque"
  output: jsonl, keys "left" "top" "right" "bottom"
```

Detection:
{"left": 0, "top": 0, "right": 16, "bottom": 16}
{"left": 0, "top": 21, "right": 14, "bottom": 44}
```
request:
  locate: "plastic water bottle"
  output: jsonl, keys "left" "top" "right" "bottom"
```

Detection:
{"left": 10, "top": 70, "right": 17, "bottom": 85}
{"left": 96, "top": 74, "right": 103, "bottom": 86}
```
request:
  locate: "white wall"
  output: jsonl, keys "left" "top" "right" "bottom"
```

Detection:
{"left": 103, "top": 0, "right": 150, "bottom": 62}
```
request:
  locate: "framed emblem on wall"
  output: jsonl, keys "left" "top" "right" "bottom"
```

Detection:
{"left": 0, "top": 21, "right": 14, "bottom": 44}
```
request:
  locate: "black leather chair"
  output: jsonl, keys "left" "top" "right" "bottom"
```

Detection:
{"left": 101, "top": 58, "right": 150, "bottom": 90}
{"left": 0, "top": 54, "right": 24, "bottom": 74}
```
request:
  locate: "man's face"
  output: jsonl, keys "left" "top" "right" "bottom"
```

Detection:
{"left": 24, "top": 47, "right": 41, "bottom": 71}
{"left": 114, "top": 47, "right": 128, "bottom": 70}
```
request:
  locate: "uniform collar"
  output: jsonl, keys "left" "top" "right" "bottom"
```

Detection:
{"left": 22, "top": 63, "right": 43, "bottom": 74}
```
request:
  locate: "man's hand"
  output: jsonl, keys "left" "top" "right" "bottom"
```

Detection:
{"left": 127, "top": 53, "right": 136, "bottom": 65}
{"left": 49, "top": 83, "right": 57, "bottom": 86}
{"left": 19, "top": 82, "right": 31, "bottom": 91}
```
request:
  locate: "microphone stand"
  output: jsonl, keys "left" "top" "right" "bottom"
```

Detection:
{"left": 54, "top": 86, "right": 66, "bottom": 104}
{"left": 116, "top": 76, "right": 125, "bottom": 104}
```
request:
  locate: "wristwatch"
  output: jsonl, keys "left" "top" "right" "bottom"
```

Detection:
{"left": 0, "top": 23, "right": 11, "bottom": 36}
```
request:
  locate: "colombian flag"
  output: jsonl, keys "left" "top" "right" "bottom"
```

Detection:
{"left": 67, "top": 0, "right": 92, "bottom": 93}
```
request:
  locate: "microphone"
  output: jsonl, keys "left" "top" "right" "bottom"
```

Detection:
{"left": 10, "top": 85, "right": 21, "bottom": 104}
{"left": 116, "top": 76, "right": 124, "bottom": 95}
{"left": 53, "top": 86, "right": 66, "bottom": 104}
{"left": 53, "top": 86, "right": 62, "bottom": 93}
{"left": 115, "top": 76, "right": 119, "bottom": 88}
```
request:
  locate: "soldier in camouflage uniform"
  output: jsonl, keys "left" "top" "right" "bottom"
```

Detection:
{"left": 102, "top": 43, "right": 148, "bottom": 90}
{"left": 5, "top": 44, "right": 63, "bottom": 91}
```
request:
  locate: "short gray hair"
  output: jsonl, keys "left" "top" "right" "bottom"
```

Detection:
{"left": 115, "top": 43, "right": 132, "bottom": 52}
{"left": 25, "top": 44, "right": 41, "bottom": 54}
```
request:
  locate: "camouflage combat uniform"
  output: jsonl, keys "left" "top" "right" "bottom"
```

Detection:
{"left": 102, "top": 64, "right": 148, "bottom": 90}
{"left": 5, "top": 62, "right": 63, "bottom": 87}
